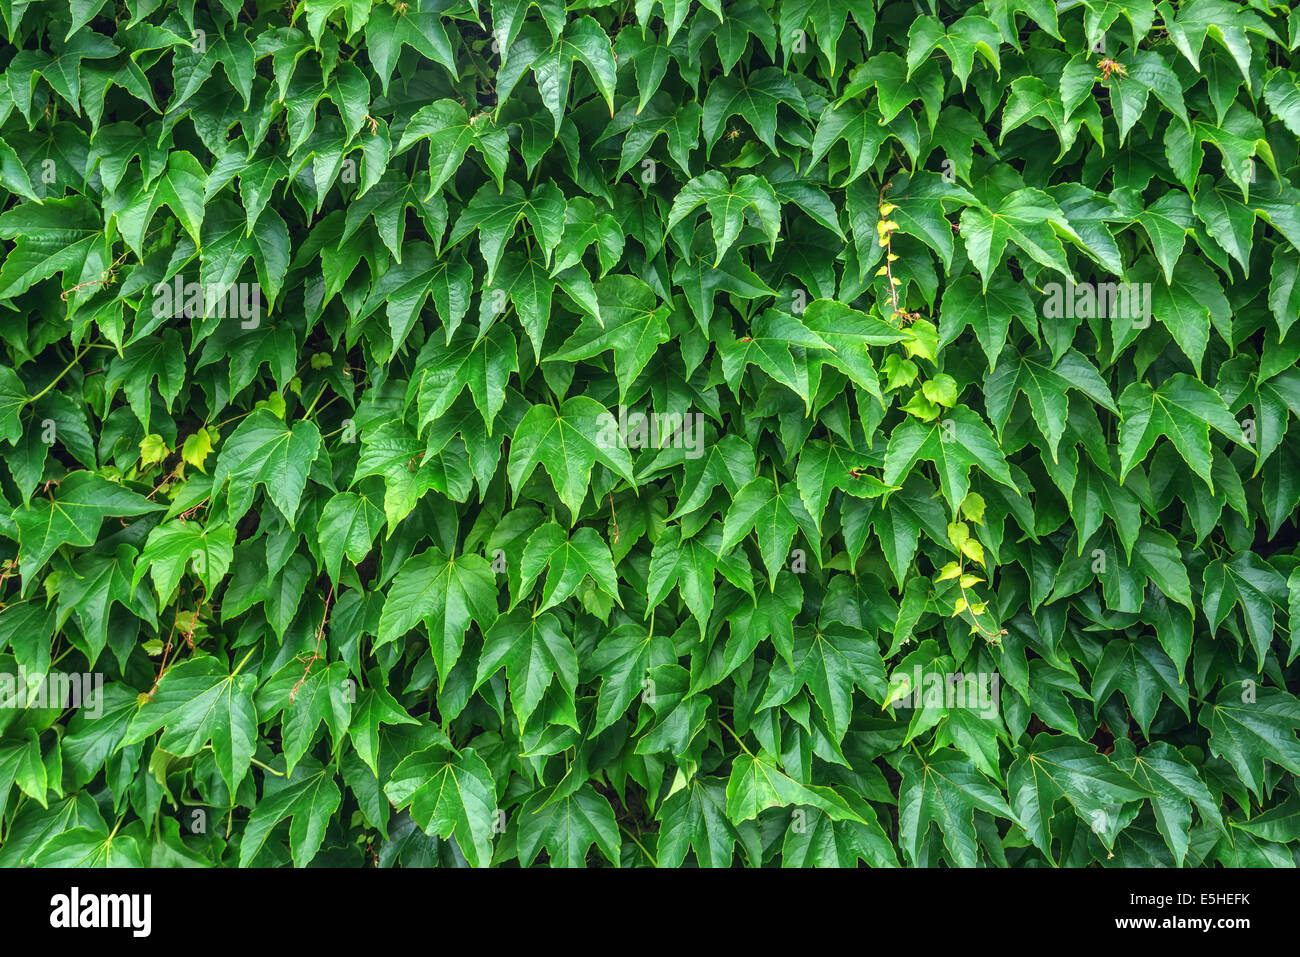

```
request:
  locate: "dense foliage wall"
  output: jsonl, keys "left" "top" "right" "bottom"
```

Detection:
{"left": 1, "top": 0, "right": 1299, "bottom": 867}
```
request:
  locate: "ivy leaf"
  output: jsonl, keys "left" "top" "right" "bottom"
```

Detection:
{"left": 1202, "top": 552, "right": 1289, "bottom": 670}
{"left": 113, "top": 150, "right": 207, "bottom": 252}
{"left": 667, "top": 170, "right": 781, "bottom": 264}
{"left": 906, "top": 15, "right": 1001, "bottom": 89}
{"left": 720, "top": 476, "right": 818, "bottom": 586}
{"left": 377, "top": 547, "right": 500, "bottom": 689}
{"left": 364, "top": 1, "right": 457, "bottom": 92}
{"left": 517, "top": 522, "right": 621, "bottom": 611}
{"left": 959, "top": 188, "right": 1078, "bottom": 288}
{"left": 656, "top": 775, "right": 752, "bottom": 867}
{"left": 1117, "top": 374, "right": 1251, "bottom": 489}
{"left": 347, "top": 683, "right": 419, "bottom": 776}
{"left": 1112, "top": 739, "right": 1224, "bottom": 866}
{"left": 800, "top": 299, "right": 906, "bottom": 400}
{"left": 551, "top": 276, "right": 671, "bottom": 401}
{"left": 449, "top": 180, "right": 566, "bottom": 286}
{"left": 396, "top": 99, "right": 509, "bottom": 197}
{"left": 780, "top": 0, "right": 871, "bottom": 77}
{"left": 498, "top": 17, "right": 617, "bottom": 134}
{"left": 0, "top": 731, "right": 48, "bottom": 813}
{"left": 506, "top": 397, "right": 637, "bottom": 519}
{"left": 32, "top": 826, "right": 145, "bottom": 868}
{"left": 757, "top": 622, "right": 888, "bottom": 741}
{"left": 516, "top": 784, "right": 620, "bottom": 867}
{"left": 256, "top": 657, "right": 354, "bottom": 773}
{"left": 717, "top": 310, "right": 833, "bottom": 412}
{"left": 726, "top": 750, "right": 867, "bottom": 825}
{"left": 212, "top": 410, "right": 323, "bottom": 524}
{"left": 14, "top": 471, "right": 164, "bottom": 584}
{"left": 701, "top": 67, "right": 808, "bottom": 154}
{"left": 780, "top": 793, "right": 899, "bottom": 867}
{"left": 353, "top": 419, "right": 467, "bottom": 528}
{"left": 133, "top": 518, "right": 236, "bottom": 606}
{"left": 1136, "top": 191, "right": 1195, "bottom": 282}
{"left": 315, "top": 491, "right": 383, "bottom": 580}
{"left": 882, "top": 405, "right": 1016, "bottom": 516}
{"left": 1090, "top": 634, "right": 1189, "bottom": 736}
{"left": 408, "top": 325, "right": 519, "bottom": 436}
{"left": 1198, "top": 684, "right": 1300, "bottom": 800}
{"left": 384, "top": 745, "right": 497, "bottom": 867}
{"left": 1146, "top": 256, "right": 1229, "bottom": 370}
{"left": 104, "top": 329, "right": 187, "bottom": 433}
{"left": 0, "top": 364, "right": 26, "bottom": 444}
{"left": 898, "top": 748, "right": 1017, "bottom": 867}
{"left": 1008, "top": 735, "right": 1154, "bottom": 861}
{"left": 481, "top": 250, "right": 555, "bottom": 357}
{"left": 795, "top": 436, "right": 889, "bottom": 536}
{"left": 123, "top": 656, "right": 259, "bottom": 793}
{"left": 238, "top": 763, "right": 342, "bottom": 867}
{"left": 475, "top": 608, "right": 577, "bottom": 730}
{"left": 57, "top": 544, "right": 155, "bottom": 661}
{"left": 646, "top": 524, "right": 721, "bottom": 640}
{"left": 806, "top": 100, "right": 888, "bottom": 185}
{"left": 939, "top": 273, "right": 1036, "bottom": 372}
{"left": 985, "top": 349, "right": 1116, "bottom": 461}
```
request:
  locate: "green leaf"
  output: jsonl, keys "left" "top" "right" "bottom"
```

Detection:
{"left": 717, "top": 309, "right": 833, "bottom": 412}
{"left": 726, "top": 750, "right": 868, "bottom": 825}
{"left": 408, "top": 324, "right": 519, "bottom": 435}
{"left": 133, "top": 518, "right": 235, "bottom": 605}
{"left": 898, "top": 748, "right": 1017, "bottom": 867}
{"left": 315, "top": 491, "right": 384, "bottom": 580}
{"left": 517, "top": 522, "right": 621, "bottom": 611}
{"left": 667, "top": 170, "right": 781, "bottom": 264}
{"left": 906, "top": 15, "right": 1001, "bottom": 88}
{"left": 212, "top": 410, "right": 323, "bottom": 524}
{"left": 396, "top": 99, "right": 508, "bottom": 196}
{"left": 14, "top": 471, "right": 164, "bottom": 583}
{"left": 1008, "top": 735, "right": 1154, "bottom": 861}
{"left": 701, "top": 67, "right": 808, "bottom": 154}
{"left": 882, "top": 405, "right": 1016, "bottom": 516}
{"left": 1118, "top": 374, "right": 1251, "bottom": 489}
{"left": 551, "top": 276, "right": 671, "bottom": 401}
{"left": 475, "top": 608, "right": 576, "bottom": 729}
{"left": 720, "top": 476, "right": 818, "bottom": 586}
{"left": 449, "top": 180, "right": 566, "bottom": 285}
{"left": 113, "top": 150, "right": 207, "bottom": 252}
{"left": 1090, "top": 635, "right": 1189, "bottom": 736}
{"left": 795, "top": 435, "right": 889, "bottom": 536}
{"left": 516, "top": 784, "right": 621, "bottom": 867}
{"left": 985, "top": 349, "right": 1115, "bottom": 461}
{"left": 757, "top": 622, "right": 888, "bottom": 741}
{"left": 1112, "top": 739, "right": 1224, "bottom": 866}
{"left": 238, "top": 763, "right": 342, "bottom": 867}
{"left": 1199, "top": 684, "right": 1300, "bottom": 800}
{"left": 506, "top": 396, "right": 637, "bottom": 519}
{"left": 385, "top": 745, "right": 497, "bottom": 867}
{"left": 1202, "top": 552, "right": 1289, "bottom": 670}
{"left": 939, "top": 274, "right": 1036, "bottom": 371}
{"left": 377, "top": 547, "right": 500, "bottom": 689}
{"left": 123, "top": 656, "right": 259, "bottom": 792}
{"left": 656, "top": 775, "right": 751, "bottom": 867}
{"left": 959, "top": 188, "right": 1078, "bottom": 288}
{"left": 32, "top": 826, "right": 146, "bottom": 868}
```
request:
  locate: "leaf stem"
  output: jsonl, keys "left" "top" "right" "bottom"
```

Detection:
{"left": 26, "top": 343, "right": 94, "bottom": 405}
{"left": 232, "top": 646, "right": 258, "bottom": 677}
{"left": 619, "top": 823, "right": 657, "bottom": 866}
{"left": 717, "top": 718, "right": 754, "bottom": 757}
{"left": 250, "top": 756, "right": 286, "bottom": 777}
